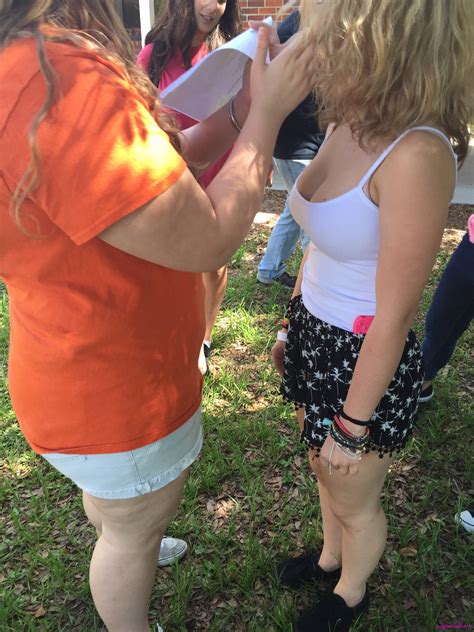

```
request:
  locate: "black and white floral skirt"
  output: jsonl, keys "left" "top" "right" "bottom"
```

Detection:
{"left": 281, "top": 295, "right": 424, "bottom": 458}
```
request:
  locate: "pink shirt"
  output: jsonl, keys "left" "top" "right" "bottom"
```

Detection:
{"left": 138, "top": 43, "right": 229, "bottom": 188}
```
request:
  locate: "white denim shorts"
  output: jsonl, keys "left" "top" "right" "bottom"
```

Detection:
{"left": 42, "top": 407, "right": 203, "bottom": 499}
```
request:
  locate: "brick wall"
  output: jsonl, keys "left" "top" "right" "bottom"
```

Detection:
{"left": 240, "top": 0, "right": 287, "bottom": 26}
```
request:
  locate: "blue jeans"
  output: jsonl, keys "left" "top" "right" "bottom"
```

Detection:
{"left": 422, "top": 231, "right": 474, "bottom": 381}
{"left": 257, "top": 158, "right": 310, "bottom": 282}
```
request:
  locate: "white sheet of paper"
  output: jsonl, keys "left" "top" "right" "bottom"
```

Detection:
{"left": 160, "top": 18, "right": 273, "bottom": 121}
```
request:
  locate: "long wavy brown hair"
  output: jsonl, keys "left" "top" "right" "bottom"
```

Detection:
{"left": 299, "top": 0, "right": 474, "bottom": 164}
{"left": 0, "top": 0, "right": 180, "bottom": 233}
{"left": 145, "top": 0, "right": 242, "bottom": 86}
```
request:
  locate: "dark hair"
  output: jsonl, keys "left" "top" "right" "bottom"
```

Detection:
{"left": 145, "top": 0, "right": 242, "bottom": 86}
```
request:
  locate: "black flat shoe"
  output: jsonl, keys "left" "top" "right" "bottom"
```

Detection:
{"left": 293, "top": 586, "right": 370, "bottom": 632}
{"left": 275, "top": 553, "right": 340, "bottom": 589}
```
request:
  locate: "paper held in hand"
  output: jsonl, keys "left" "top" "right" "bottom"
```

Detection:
{"left": 160, "top": 17, "right": 273, "bottom": 122}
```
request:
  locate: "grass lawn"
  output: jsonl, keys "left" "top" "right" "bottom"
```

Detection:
{"left": 1, "top": 194, "right": 473, "bottom": 632}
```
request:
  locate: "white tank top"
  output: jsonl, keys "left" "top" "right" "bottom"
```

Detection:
{"left": 289, "top": 126, "right": 457, "bottom": 332}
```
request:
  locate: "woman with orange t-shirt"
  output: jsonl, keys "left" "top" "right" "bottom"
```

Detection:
{"left": 0, "top": 1, "right": 314, "bottom": 630}
{"left": 138, "top": 0, "right": 242, "bottom": 375}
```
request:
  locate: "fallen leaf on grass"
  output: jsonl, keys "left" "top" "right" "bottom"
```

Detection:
{"left": 215, "top": 499, "right": 237, "bottom": 519}
{"left": 33, "top": 606, "right": 47, "bottom": 618}
{"left": 399, "top": 547, "right": 418, "bottom": 557}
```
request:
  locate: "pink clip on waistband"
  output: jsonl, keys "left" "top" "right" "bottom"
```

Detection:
{"left": 353, "top": 315, "right": 374, "bottom": 334}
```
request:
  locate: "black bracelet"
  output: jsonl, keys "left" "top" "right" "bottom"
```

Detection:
{"left": 330, "top": 423, "right": 369, "bottom": 450}
{"left": 330, "top": 427, "right": 367, "bottom": 453}
{"left": 333, "top": 417, "right": 369, "bottom": 445}
{"left": 340, "top": 409, "right": 371, "bottom": 427}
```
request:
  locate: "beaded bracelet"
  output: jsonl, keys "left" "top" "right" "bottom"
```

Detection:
{"left": 330, "top": 424, "right": 367, "bottom": 448}
{"left": 330, "top": 426, "right": 368, "bottom": 453}
{"left": 335, "top": 443, "right": 363, "bottom": 461}
{"left": 330, "top": 417, "right": 370, "bottom": 449}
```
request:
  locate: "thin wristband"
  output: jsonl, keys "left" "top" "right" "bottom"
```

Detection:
{"left": 276, "top": 331, "right": 288, "bottom": 343}
{"left": 228, "top": 96, "right": 242, "bottom": 133}
{"left": 334, "top": 415, "right": 369, "bottom": 440}
{"left": 340, "top": 409, "right": 371, "bottom": 427}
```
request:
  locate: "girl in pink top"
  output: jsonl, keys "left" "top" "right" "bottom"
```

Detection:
{"left": 139, "top": 0, "right": 242, "bottom": 374}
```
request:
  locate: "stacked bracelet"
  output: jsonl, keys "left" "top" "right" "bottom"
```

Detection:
{"left": 335, "top": 443, "right": 363, "bottom": 461}
{"left": 330, "top": 415, "right": 370, "bottom": 452}
{"left": 330, "top": 425, "right": 368, "bottom": 452}
{"left": 334, "top": 415, "right": 370, "bottom": 443}
{"left": 340, "top": 409, "right": 371, "bottom": 427}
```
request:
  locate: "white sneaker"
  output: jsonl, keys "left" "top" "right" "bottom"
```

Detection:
{"left": 198, "top": 343, "right": 208, "bottom": 375}
{"left": 158, "top": 536, "right": 188, "bottom": 567}
{"left": 455, "top": 508, "right": 474, "bottom": 533}
{"left": 419, "top": 384, "right": 434, "bottom": 403}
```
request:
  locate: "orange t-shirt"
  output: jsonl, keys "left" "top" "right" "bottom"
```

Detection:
{"left": 0, "top": 36, "right": 205, "bottom": 454}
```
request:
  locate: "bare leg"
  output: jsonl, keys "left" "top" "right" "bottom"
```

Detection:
{"left": 296, "top": 409, "right": 342, "bottom": 571}
{"left": 203, "top": 266, "right": 228, "bottom": 342}
{"left": 83, "top": 490, "right": 102, "bottom": 537}
{"left": 83, "top": 470, "right": 188, "bottom": 632}
{"left": 316, "top": 478, "right": 342, "bottom": 572}
{"left": 311, "top": 452, "right": 392, "bottom": 607}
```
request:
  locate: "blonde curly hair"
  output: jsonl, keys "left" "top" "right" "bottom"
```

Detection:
{"left": 298, "top": 0, "right": 474, "bottom": 164}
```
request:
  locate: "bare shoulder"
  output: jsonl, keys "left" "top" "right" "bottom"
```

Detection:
{"left": 376, "top": 130, "right": 456, "bottom": 202}
{"left": 387, "top": 131, "right": 455, "bottom": 179}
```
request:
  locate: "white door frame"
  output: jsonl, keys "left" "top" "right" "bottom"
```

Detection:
{"left": 138, "top": 0, "right": 155, "bottom": 45}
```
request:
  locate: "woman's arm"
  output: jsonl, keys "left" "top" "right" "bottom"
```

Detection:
{"left": 341, "top": 132, "right": 456, "bottom": 434}
{"left": 178, "top": 21, "right": 283, "bottom": 171}
{"left": 100, "top": 31, "right": 315, "bottom": 272}
{"left": 272, "top": 228, "right": 311, "bottom": 376}
{"left": 178, "top": 82, "right": 250, "bottom": 175}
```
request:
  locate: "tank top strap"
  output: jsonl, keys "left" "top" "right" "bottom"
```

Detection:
{"left": 318, "top": 122, "right": 337, "bottom": 151}
{"left": 358, "top": 125, "right": 457, "bottom": 189}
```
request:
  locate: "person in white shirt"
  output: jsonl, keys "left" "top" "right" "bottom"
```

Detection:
{"left": 270, "top": 1, "right": 473, "bottom": 630}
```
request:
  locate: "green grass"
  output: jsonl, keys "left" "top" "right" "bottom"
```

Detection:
{"left": 1, "top": 202, "right": 473, "bottom": 631}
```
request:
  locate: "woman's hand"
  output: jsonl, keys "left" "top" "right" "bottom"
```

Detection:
{"left": 271, "top": 339, "right": 286, "bottom": 376}
{"left": 235, "top": 22, "right": 280, "bottom": 118}
{"left": 319, "top": 435, "right": 361, "bottom": 476}
{"left": 250, "top": 27, "right": 315, "bottom": 124}
{"left": 235, "top": 27, "right": 314, "bottom": 133}
{"left": 248, "top": 20, "right": 282, "bottom": 59}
